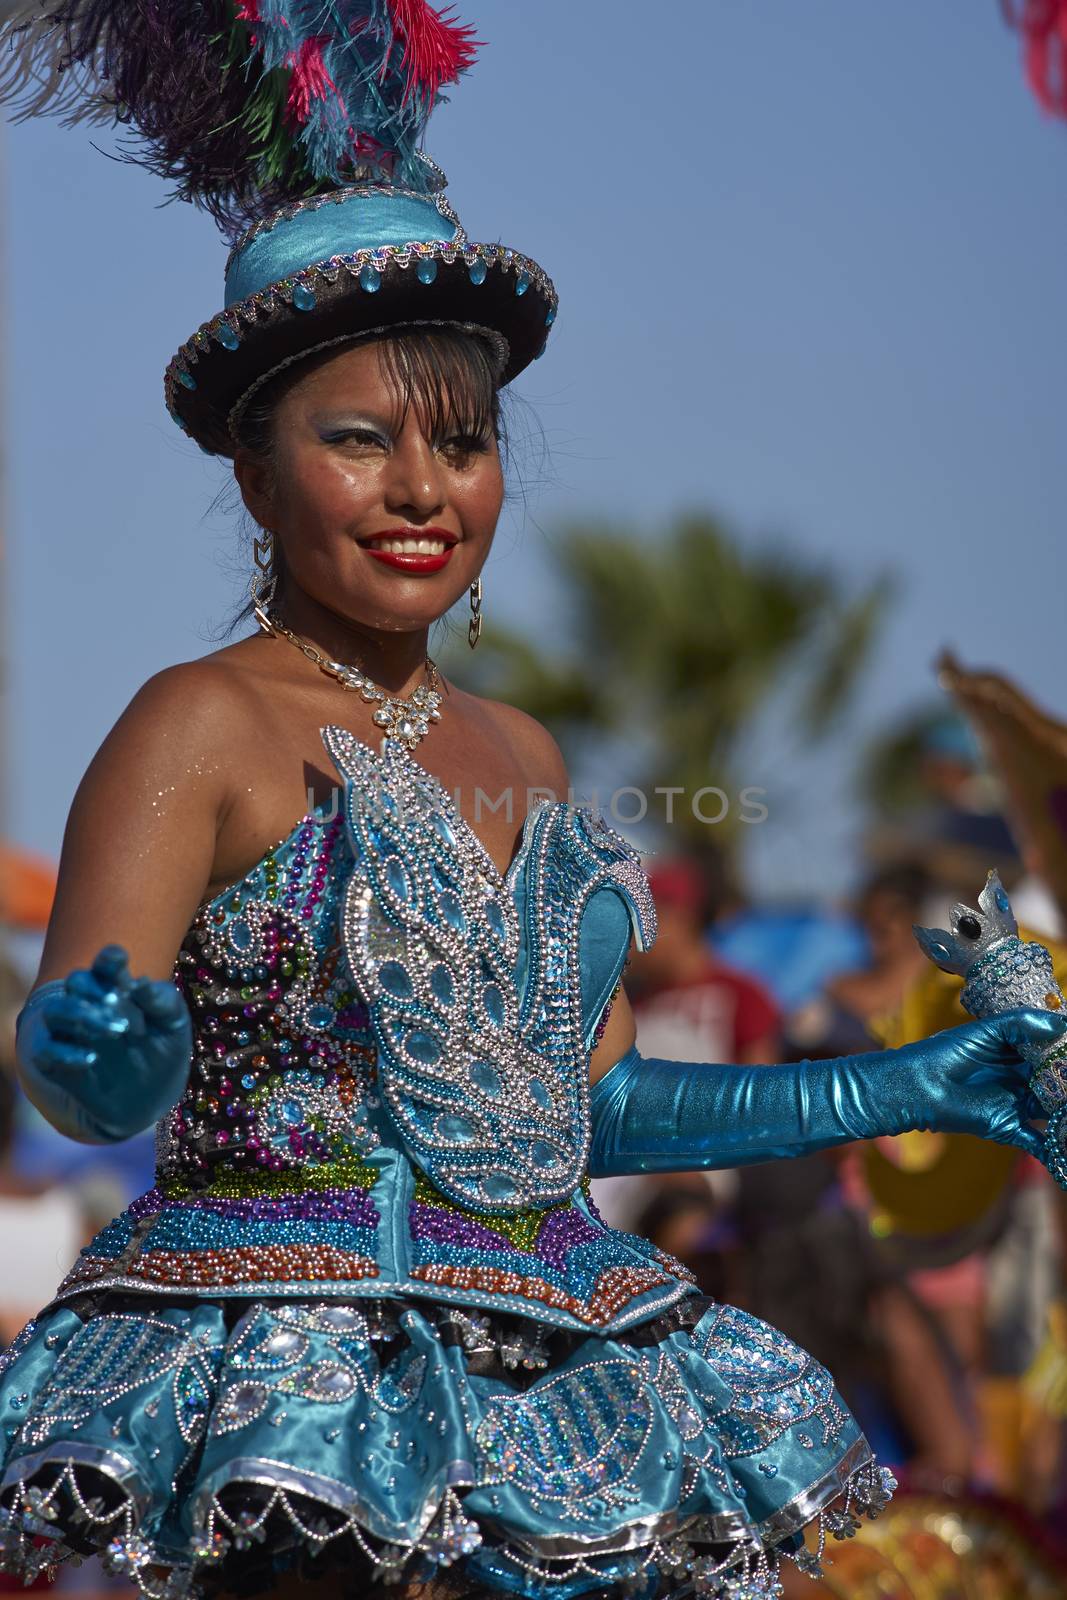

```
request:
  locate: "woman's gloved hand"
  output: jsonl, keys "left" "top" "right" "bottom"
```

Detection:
{"left": 588, "top": 1009, "right": 1067, "bottom": 1177}
{"left": 15, "top": 945, "right": 192, "bottom": 1143}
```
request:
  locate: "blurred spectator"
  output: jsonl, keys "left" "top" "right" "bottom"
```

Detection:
{"left": 630, "top": 1186, "right": 730, "bottom": 1303}
{"left": 711, "top": 908, "right": 867, "bottom": 1016}
{"left": 864, "top": 709, "right": 1024, "bottom": 901}
{"left": 827, "top": 864, "right": 932, "bottom": 1032}
{"left": 628, "top": 858, "right": 781, "bottom": 1065}
{"left": 784, "top": 863, "right": 931, "bottom": 1061}
{"left": 837, "top": 892, "right": 1067, "bottom": 1507}
{"left": 709, "top": 862, "right": 993, "bottom": 1488}
{"left": 592, "top": 856, "right": 781, "bottom": 1232}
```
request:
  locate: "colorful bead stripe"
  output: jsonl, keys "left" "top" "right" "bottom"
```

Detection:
{"left": 410, "top": 1262, "right": 674, "bottom": 1328}
{"left": 60, "top": 1245, "right": 380, "bottom": 1293}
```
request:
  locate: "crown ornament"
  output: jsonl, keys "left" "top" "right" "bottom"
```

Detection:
{"left": 914, "top": 869, "right": 1067, "bottom": 1189}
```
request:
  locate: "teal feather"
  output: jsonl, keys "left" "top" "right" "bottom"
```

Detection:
{"left": 0, "top": 0, "right": 477, "bottom": 237}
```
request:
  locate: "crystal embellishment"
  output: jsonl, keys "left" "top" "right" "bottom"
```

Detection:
{"left": 914, "top": 869, "right": 1067, "bottom": 1189}
{"left": 913, "top": 868, "right": 1021, "bottom": 979}
{"left": 368, "top": 683, "right": 443, "bottom": 750}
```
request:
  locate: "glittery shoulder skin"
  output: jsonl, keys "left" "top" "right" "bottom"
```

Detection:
{"left": 326, "top": 727, "right": 597, "bottom": 1215}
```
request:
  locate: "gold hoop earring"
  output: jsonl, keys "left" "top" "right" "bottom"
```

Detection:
{"left": 251, "top": 530, "right": 277, "bottom": 630}
{"left": 468, "top": 577, "right": 483, "bottom": 650}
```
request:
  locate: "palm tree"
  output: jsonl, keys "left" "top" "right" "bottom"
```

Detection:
{"left": 452, "top": 512, "right": 891, "bottom": 849}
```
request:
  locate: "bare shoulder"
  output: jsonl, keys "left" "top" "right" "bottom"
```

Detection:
{"left": 40, "top": 642, "right": 271, "bottom": 984}
{"left": 119, "top": 646, "right": 259, "bottom": 743}
{"left": 77, "top": 642, "right": 268, "bottom": 821}
{"left": 470, "top": 695, "right": 569, "bottom": 796}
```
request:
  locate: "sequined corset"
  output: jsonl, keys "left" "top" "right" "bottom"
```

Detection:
{"left": 57, "top": 730, "right": 696, "bottom": 1333}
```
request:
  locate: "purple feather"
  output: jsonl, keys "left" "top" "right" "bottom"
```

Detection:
{"left": 0, "top": 1, "right": 474, "bottom": 239}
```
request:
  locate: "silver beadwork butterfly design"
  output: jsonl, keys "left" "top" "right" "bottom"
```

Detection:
{"left": 323, "top": 727, "right": 653, "bottom": 1215}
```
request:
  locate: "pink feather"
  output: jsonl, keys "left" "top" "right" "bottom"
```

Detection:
{"left": 1003, "top": 0, "right": 1067, "bottom": 115}
{"left": 385, "top": 0, "right": 479, "bottom": 107}
{"left": 285, "top": 35, "right": 342, "bottom": 127}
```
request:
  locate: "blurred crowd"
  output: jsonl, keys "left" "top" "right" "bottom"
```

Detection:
{"left": 590, "top": 700, "right": 1067, "bottom": 1594}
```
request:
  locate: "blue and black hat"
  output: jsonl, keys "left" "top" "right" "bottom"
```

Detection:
{"left": 167, "top": 176, "right": 556, "bottom": 456}
{"left": 0, "top": 1, "right": 558, "bottom": 456}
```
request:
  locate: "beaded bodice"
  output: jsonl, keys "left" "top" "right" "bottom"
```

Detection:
{"left": 57, "top": 730, "right": 697, "bottom": 1332}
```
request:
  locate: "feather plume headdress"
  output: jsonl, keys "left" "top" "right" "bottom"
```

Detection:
{"left": 0, "top": 1, "right": 557, "bottom": 453}
{"left": 0, "top": 0, "right": 478, "bottom": 235}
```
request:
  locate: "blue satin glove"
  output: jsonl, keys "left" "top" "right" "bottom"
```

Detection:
{"left": 588, "top": 1009, "right": 1067, "bottom": 1177}
{"left": 16, "top": 945, "right": 192, "bottom": 1143}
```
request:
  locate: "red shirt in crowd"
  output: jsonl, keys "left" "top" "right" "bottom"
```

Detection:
{"left": 632, "top": 957, "right": 780, "bottom": 1065}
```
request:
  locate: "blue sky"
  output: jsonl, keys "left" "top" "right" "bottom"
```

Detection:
{"left": 5, "top": 1, "right": 1067, "bottom": 899}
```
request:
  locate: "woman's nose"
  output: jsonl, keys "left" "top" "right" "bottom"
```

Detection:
{"left": 383, "top": 435, "right": 446, "bottom": 519}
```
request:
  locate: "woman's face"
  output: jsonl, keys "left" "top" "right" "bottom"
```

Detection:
{"left": 237, "top": 339, "right": 504, "bottom": 636}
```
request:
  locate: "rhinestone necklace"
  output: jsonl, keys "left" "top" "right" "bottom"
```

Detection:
{"left": 259, "top": 610, "right": 443, "bottom": 750}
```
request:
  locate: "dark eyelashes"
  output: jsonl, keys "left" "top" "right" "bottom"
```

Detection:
{"left": 441, "top": 432, "right": 494, "bottom": 454}
{"left": 319, "top": 427, "right": 387, "bottom": 446}
{"left": 320, "top": 428, "right": 494, "bottom": 453}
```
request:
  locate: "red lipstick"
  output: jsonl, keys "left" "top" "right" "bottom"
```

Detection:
{"left": 360, "top": 528, "right": 458, "bottom": 574}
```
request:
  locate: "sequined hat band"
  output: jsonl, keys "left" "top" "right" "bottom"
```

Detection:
{"left": 224, "top": 188, "right": 461, "bottom": 306}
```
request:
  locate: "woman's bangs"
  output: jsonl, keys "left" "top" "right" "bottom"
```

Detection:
{"left": 377, "top": 330, "right": 500, "bottom": 444}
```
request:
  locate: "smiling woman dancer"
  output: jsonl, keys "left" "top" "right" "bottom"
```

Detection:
{"left": 1, "top": 7, "right": 1063, "bottom": 1600}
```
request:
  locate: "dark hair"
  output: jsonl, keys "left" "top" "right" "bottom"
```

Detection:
{"left": 859, "top": 861, "right": 932, "bottom": 915}
{"left": 231, "top": 327, "right": 505, "bottom": 620}
{"left": 236, "top": 327, "right": 502, "bottom": 456}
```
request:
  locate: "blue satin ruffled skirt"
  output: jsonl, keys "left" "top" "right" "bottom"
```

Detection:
{"left": 0, "top": 1293, "right": 893, "bottom": 1599}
